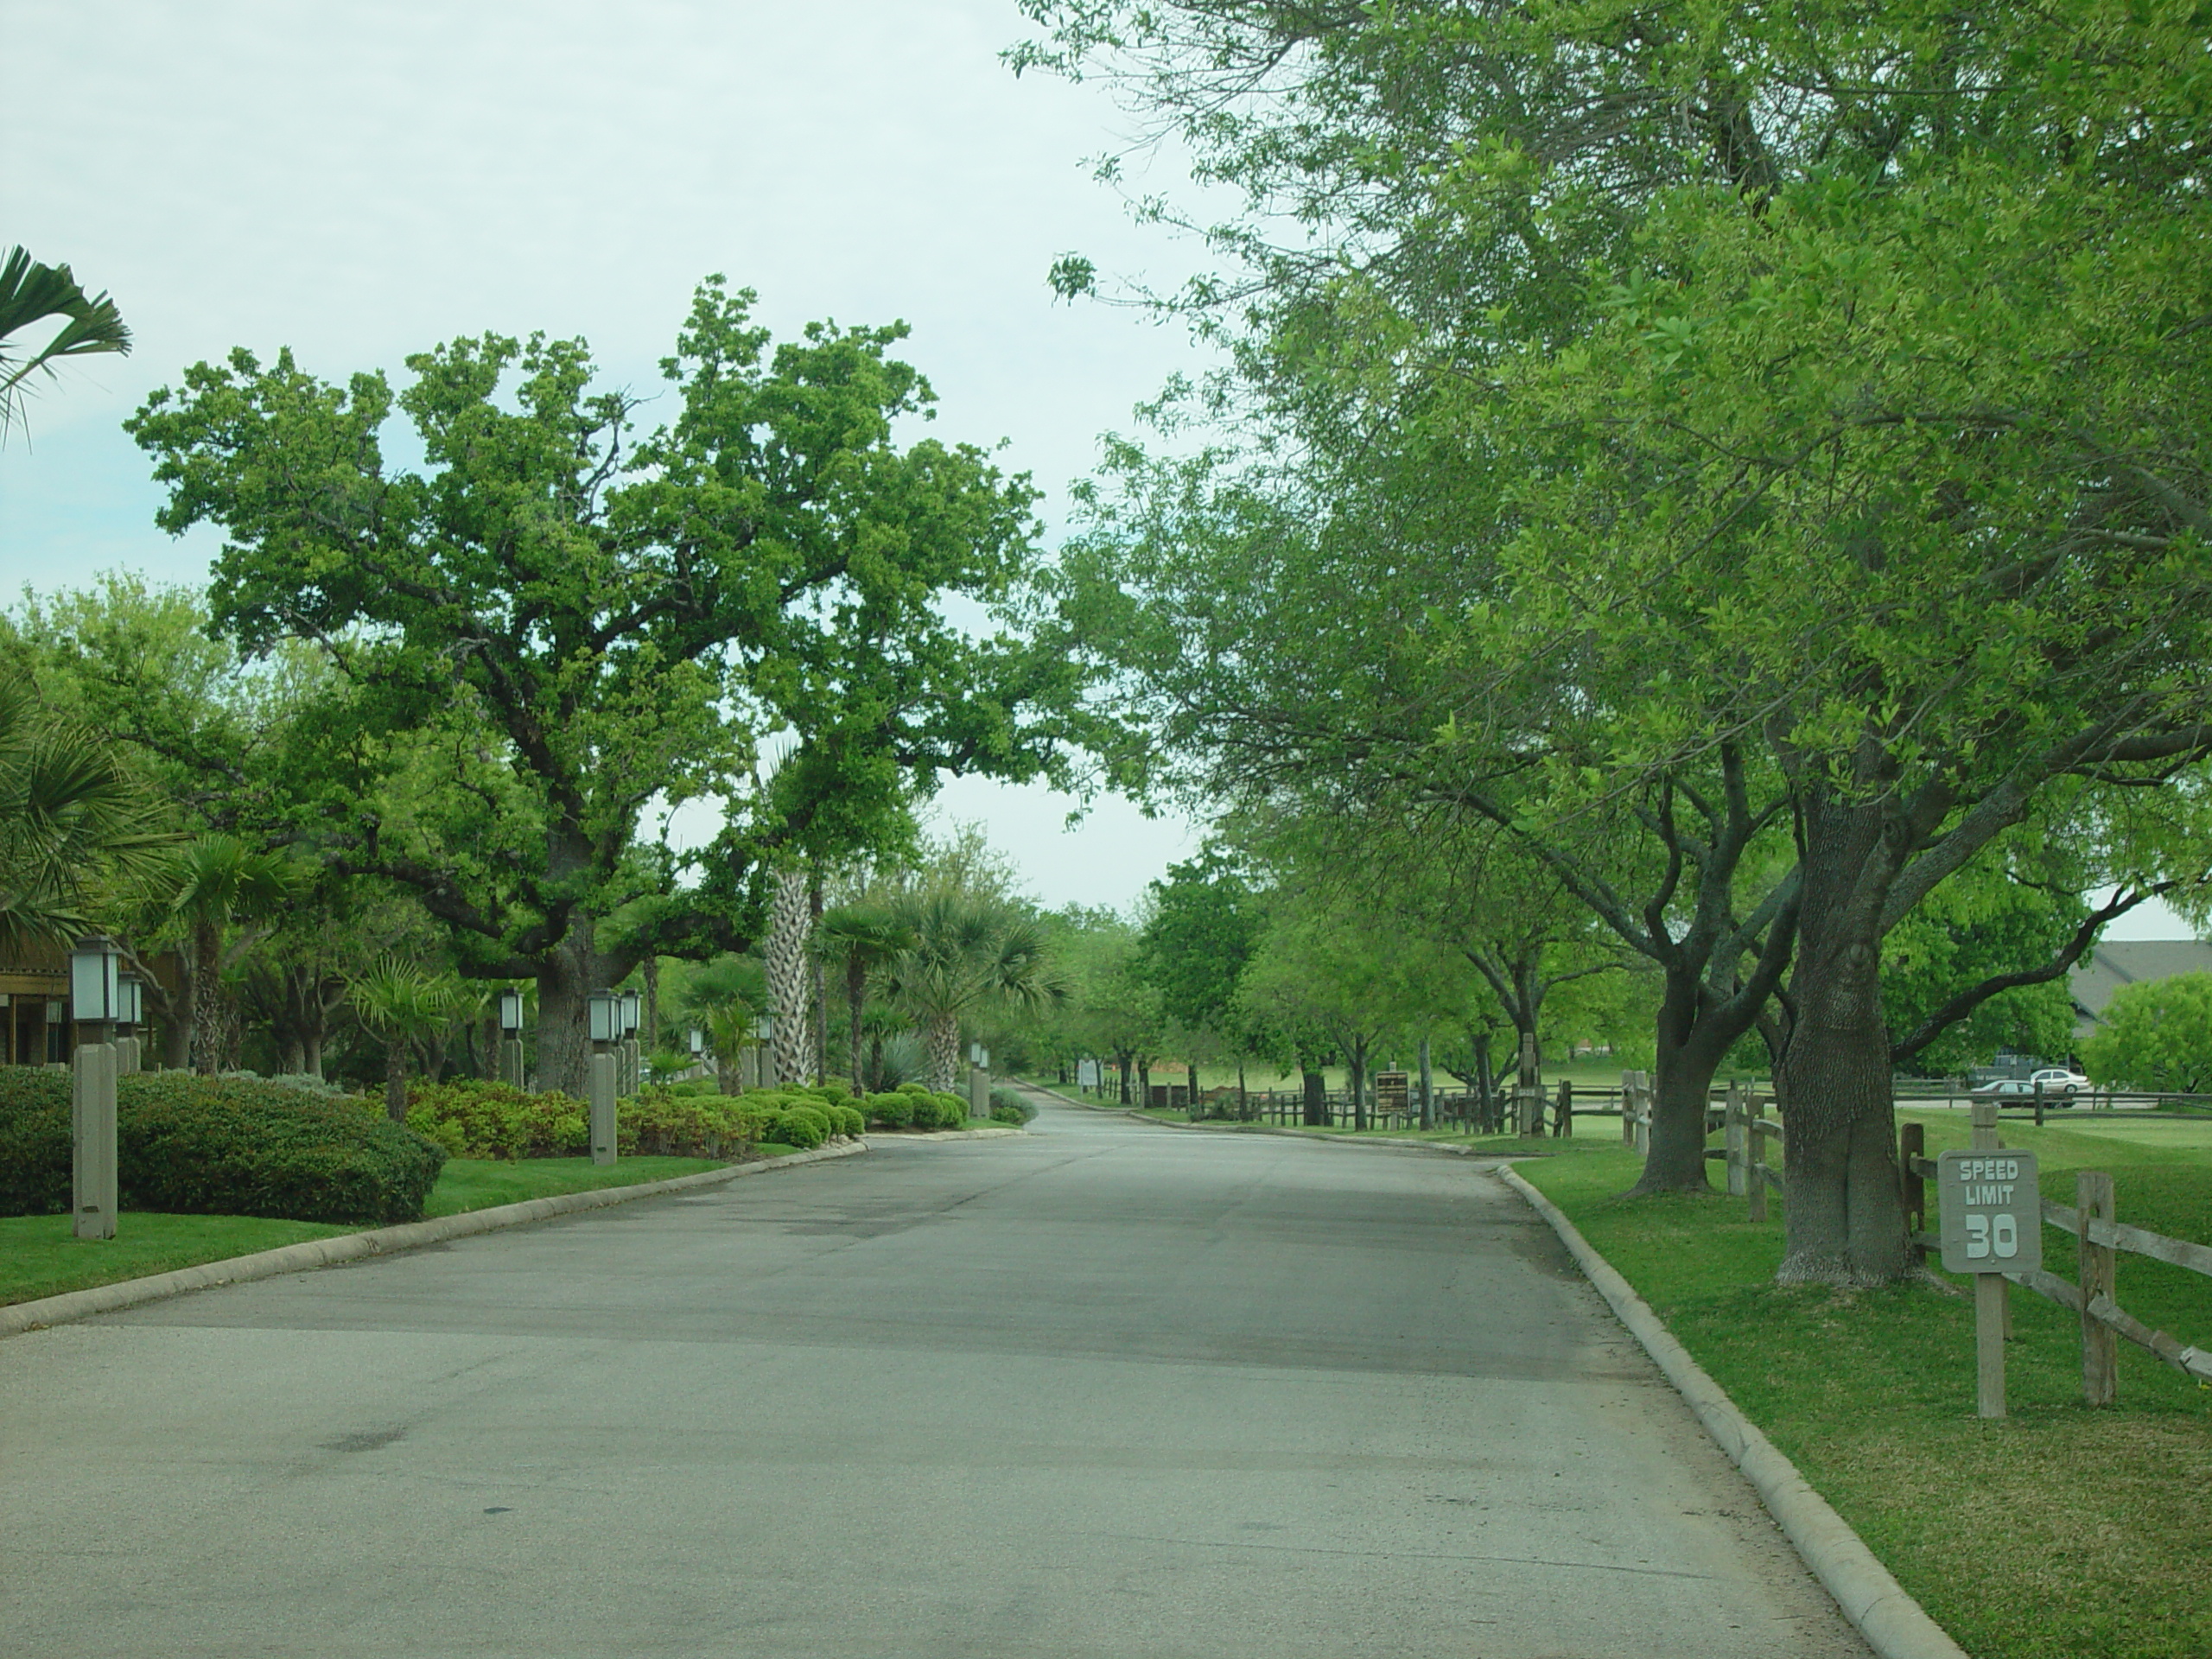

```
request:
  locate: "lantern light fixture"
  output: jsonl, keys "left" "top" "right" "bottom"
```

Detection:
{"left": 587, "top": 991, "right": 620, "bottom": 1046}
{"left": 499, "top": 988, "right": 524, "bottom": 1034}
{"left": 620, "top": 990, "right": 640, "bottom": 1037}
{"left": 753, "top": 1014, "right": 772, "bottom": 1043}
{"left": 689, "top": 1027, "right": 704, "bottom": 1056}
{"left": 70, "top": 936, "right": 122, "bottom": 1026}
{"left": 116, "top": 973, "right": 143, "bottom": 1028}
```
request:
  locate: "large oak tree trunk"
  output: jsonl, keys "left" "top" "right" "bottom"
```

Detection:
{"left": 534, "top": 918, "right": 600, "bottom": 1100}
{"left": 1301, "top": 1064, "right": 1328, "bottom": 1126}
{"left": 1777, "top": 796, "right": 1912, "bottom": 1284}
{"left": 1634, "top": 965, "right": 1736, "bottom": 1192}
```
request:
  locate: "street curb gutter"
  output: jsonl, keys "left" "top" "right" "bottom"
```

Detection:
{"left": 1497, "top": 1166, "right": 1968, "bottom": 1659}
{"left": 0, "top": 1140, "right": 870, "bottom": 1342}
{"left": 1027, "top": 1086, "right": 1496, "bottom": 1157}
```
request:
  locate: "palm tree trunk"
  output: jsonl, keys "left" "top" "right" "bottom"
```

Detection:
{"left": 385, "top": 1039, "right": 408, "bottom": 1124}
{"left": 192, "top": 919, "right": 221, "bottom": 1075}
{"left": 926, "top": 1014, "right": 961, "bottom": 1092}
{"left": 767, "top": 869, "right": 811, "bottom": 1084}
{"left": 847, "top": 956, "right": 868, "bottom": 1094}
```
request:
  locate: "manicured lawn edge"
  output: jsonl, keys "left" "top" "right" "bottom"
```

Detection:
{"left": 1497, "top": 1164, "right": 1967, "bottom": 1659}
{"left": 0, "top": 1140, "right": 869, "bottom": 1342}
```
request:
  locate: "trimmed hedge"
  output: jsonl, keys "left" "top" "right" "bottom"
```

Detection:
{"left": 0, "top": 1068, "right": 446, "bottom": 1224}
{"left": 406, "top": 1079, "right": 587, "bottom": 1159}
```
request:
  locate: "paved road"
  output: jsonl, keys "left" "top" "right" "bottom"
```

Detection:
{"left": 2, "top": 1094, "right": 1869, "bottom": 1658}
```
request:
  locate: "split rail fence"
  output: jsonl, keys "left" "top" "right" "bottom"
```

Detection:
{"left": 1708, "top": 1095, "right": 2212, "bottom": 1400}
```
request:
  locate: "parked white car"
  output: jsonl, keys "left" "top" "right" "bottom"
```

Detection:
{"left": 2030, "top": 1067, "right": 2091, "bottom": 1097}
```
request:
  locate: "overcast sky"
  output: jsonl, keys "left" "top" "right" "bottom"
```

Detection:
{"left": 0, "top": 0, "right": 1203, "bottom": 911}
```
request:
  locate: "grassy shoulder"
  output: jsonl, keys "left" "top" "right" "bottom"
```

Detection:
{"left": 1517, "top": 1130, "right": 2212, "bottom": 1659}
{"left": 3, "top": 1152, "right": 747, "bottom": 1307}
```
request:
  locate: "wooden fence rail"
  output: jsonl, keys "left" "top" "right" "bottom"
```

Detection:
{"left": 1897, "top": 1146, "right": 2212, "bottom": 1394}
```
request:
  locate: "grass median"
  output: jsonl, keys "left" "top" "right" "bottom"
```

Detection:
{"left": 1516, "top": 1117, "right": 2212, "bottom": 1659}
{"left": 1, "top": 1153, "right": 747, "bottom": 1309}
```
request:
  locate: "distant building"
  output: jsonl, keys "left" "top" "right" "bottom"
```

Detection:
{"left": 2069, "top": 939, "right": 2212, "bottom": 1039}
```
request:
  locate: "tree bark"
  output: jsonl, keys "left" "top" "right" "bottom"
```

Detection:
{"left": 809, "top": 872, "right": 828, "bottom": 1087}
{"left": 1777, "top": 794, "right": 1913, "bottom": 1284}
{"left": 1301, "top": 1063, "right": 1328, "bottom": 1126}
{"left": 925, "top": 1012, "right": 961, "bottom": 1092}
{"left": 1349, "top": 1036, "right": 1369, "bottom": 1132}
{"left": 1633, "top": 963, "right": 1737, "bottom": 1193}
{"left": 192, "top": 920, "right": 220, "bottom": 1075}
{"left": 846, "top": 954, "right": 868, "bottom": 1094}
{"left": 767, "top": 868, "right": 812, "bottom": 1084}
{"left": 384, "top": 1039, "right": 407, "bottom": 1124}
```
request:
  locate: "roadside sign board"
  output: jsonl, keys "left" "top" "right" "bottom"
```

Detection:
{"left": 1936, "top": 1149, "right": 2043, "bottom": 1275}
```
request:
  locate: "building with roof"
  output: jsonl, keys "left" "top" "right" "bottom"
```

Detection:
{"left": 2069, "top": 939, "right": 2212, "bottom": 1039}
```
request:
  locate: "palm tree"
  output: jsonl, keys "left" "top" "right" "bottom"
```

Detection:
{"left": 165, "top": 835, "right": 297, "bottom": 1073}
{"left": 0, "top": 247, "right": 128, "bottom": 441}
{"left": 349, "top": 956, "right": 464, "bottom": 1122}
{"left": 816, "top": 903, "right": 915, "bottom": 1094}
{"left": 0, "top": 674, "right": 172, "bottom": 953}
{"left": 885, "top": 893, "right": 1067, "bottom": 1091}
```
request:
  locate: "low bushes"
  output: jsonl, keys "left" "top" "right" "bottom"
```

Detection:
{"left": 989, "top": 1087, "right": 1036, "bottom": 1126}
{"left": 0, "top": 1068, "right": 445, "bottom": 1225}
{"left": 405, "top": 1079, "right": 587, "bottom": 1159}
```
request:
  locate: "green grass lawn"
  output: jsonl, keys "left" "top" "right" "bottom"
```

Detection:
{"left": 1517, "top": 1129, "right": 2212, "bottom": 1659}
{"left": 3, "top": 1153, "right": 742, "bottom": 1308}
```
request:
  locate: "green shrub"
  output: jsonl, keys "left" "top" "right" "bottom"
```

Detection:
{"left": 764, "top": 1104, "right": 830, "bottom": 1150}
{"left": 621, "top": 1088, "right": 772, "bottom": 1157}
{"left": 905, "top": 1091, "right": 946, "bottom": 1129}
{"left": 936, "top": 1090, "right": 968, "bottom": 1122}
{"left": 0, "top": 1068, "right": 445, "bottom": 1224}
{"left": 405, "top": 1079, "right": 587, "bottom": 1160}
{"left": 829, "top": 1103, "right": 865, "bottom": 1137}
{"left": 898, "top": 1081, "right": 935, "bottom": 1099}
{"left": 989, "top": 1088, "right": 1037, "bottom": 1125}
{"left": 866, "top": 1091, "right": 914, "bottom": 1129}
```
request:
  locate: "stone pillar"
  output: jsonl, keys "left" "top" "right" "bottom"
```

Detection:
{"left": 73, "top": 1034, "right": 118, "bottom": 1239}
{"left": 589, "top": 1046, "right": 618, "bottom": 1166}
{"left": 969, "top": 1064, "right": 989, "bottom": 1121}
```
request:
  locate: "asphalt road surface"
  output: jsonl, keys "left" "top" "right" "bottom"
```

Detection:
{"left": 2, "top": 1091, "right": 1872, "bottom": 1658}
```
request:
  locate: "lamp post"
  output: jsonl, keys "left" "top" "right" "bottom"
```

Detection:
{"left": 114, "top": 972, "right": 143, "bottom": 1077}
{"left": 620, "top": 990, "right": 641, "bottom": 1095}
{"left": 743, "top": 1014, "right": 772, "bottom": 1091}
{"left": 498, "top": 988, "right": 525, "bottom": 1090}
{"left": 587, "top": 991, "right": 620, "bottom": 1166}
{"left": 968, "top": 1041, "right": 991, "bottom": 1121}
{"left": 69, "top": 936, "right": 122, "bottom": 1239}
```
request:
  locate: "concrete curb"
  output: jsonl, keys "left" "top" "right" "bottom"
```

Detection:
{"left": 1496, "top": 1165, "right": 1969, "bottom": 1659}
{"left": 892, "top": 1125, "right": 1027, "bottom": 1141}
{"left": 1, "top": 1141, "right": 870, "bottom": 1342}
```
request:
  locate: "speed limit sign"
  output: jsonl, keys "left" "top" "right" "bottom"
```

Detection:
{"left": 1936, "top": 1149, "right": 2044, "bottom": 1275}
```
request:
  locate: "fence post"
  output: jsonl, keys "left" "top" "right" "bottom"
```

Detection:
{"left": 1747, "top": 1095, "right": 1769, "bottom": 1224}
{"left": 1621, "top": 1071, "right": 1635, "bottom": 1146}
{"left": 1554, "top": 1078, "right": 1573, "bottom": 1138}
{"left": 2034, "top": 1078, "right": 2047, "bottom": 1128}
{"left": 1635, "top": 1071, "right": 1651, "bottom": 1156}
{"left": 1899, "top": 1121, "right": 1925, "bottom": 1267}
{"left": 2078, "top": 1170, "right": 2118, "bottom": 1407}
{"left": 1725, "top": 1083, "right": 1747, "bottom": 1198}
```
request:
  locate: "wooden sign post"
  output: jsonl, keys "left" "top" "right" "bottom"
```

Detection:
{"left": 1938, "top": 1101, "right": 2040, "bottom": 1418}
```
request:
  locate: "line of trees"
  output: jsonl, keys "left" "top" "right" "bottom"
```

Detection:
{"left": 3, "top": 266, "right": 1096, "bottom": 1109}
{"left": 1014, "top": 0, "right": 2212, "bottom": 1282}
